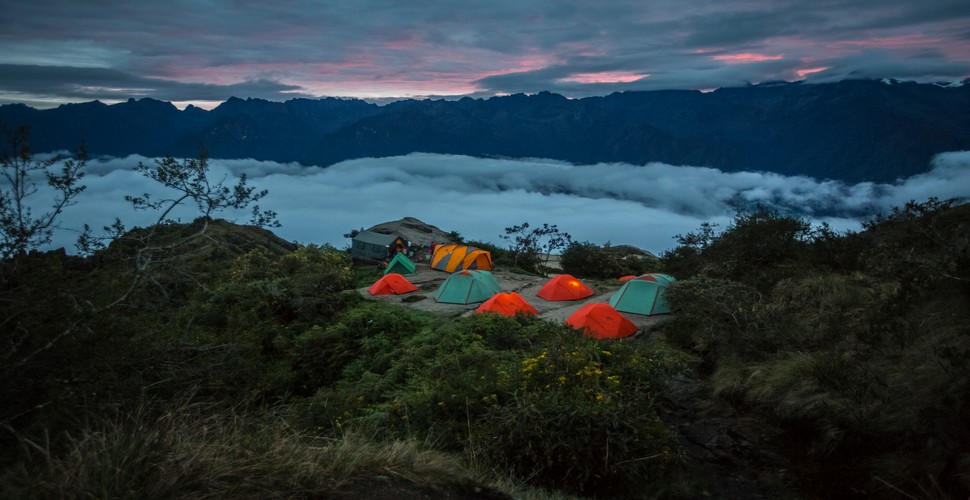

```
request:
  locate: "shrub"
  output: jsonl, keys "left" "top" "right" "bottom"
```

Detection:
{"left": 477, "top": 331, "right": 684, "bottom": 495}
{"left": 560, "top": 241, "right": 658, "bottom": 279}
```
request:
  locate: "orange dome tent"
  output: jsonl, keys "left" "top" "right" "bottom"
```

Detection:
{"left": 431, "top": 244, "right": 493, "bottom": 273}
{"left": 536, "top": 274, "right": 594, "bottom": 301}
{"left": 475, "top": 292, "right": 538, "bottom": 317}
{"left": 618, "top": 275, "right": 637, "bottom": 282}
{"left": 368, "top": 273, "right": 418, "bottom": 296}
{"left": 565, "top": 303, "right": 637, "bottom": 339}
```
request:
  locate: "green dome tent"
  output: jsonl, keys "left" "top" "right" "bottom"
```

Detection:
{"left": 608, "top": 274, "right": 675, "bottom": 316}
{"left": 384, "top": 252, "right": 416, "bottom": 275}
{"left": 434, "top": 270, "right": 501, "bottom": 304}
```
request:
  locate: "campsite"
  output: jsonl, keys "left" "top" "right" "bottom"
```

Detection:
{"left": 352, "top": 218, "right": 674, "bottom": 335}
{"left": 3, "top": 199, "right": 969, "bottom": 500}
{"left": 360, "top": 260, "right": 674, "bottom": 332}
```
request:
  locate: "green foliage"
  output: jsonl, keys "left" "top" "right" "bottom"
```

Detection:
{"left": 861, "top": 198, "right": 970, "bottom": 294}
{"left": 478, "top": 333, "right": 684, "bottom": 495}
{"left": 560, "top": 240, "right": 659, "bottom": 278}
{"left": 662, "top": 208, "right": 813, "bottom": 291}
{"left": 216, "top": 244, "right": 353, "bottom": 324}
{"left": 662, "top": 200, "right": 970, "bottom": 498}
{"left": 291, "top": 307, "right": 689, "bottom": 494}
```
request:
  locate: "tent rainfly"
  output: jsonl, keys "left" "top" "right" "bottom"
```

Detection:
{"left": 431, "top": 244, "right": 493, "bottom": 273}
{"left": 475, "top": 292, "right": 538, "bottom": 316}
{"left": 565, "top": 303, "right": 637, "bottom": 339}
{"left": 536, "top": 274, "right": 595, "bottom": 301}
{"left": 608, "top": 273, "right": 675, "bottom": 316}
{"left": 384, "top": 253, "right": 416, "bottom": 275}
{"left": 434, "top": 270, "right": 501, "bottom": 304}
{"left": 368, "top": 273, "right": 418, "bottom": 296}
{"left": 633, "top": 273, "right": 676, "bottom": 285}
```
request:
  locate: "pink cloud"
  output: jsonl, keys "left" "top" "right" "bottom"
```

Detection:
{"left": 795, "top": 67, "right": 829, "bottom": 78}
{"left": 559, "top": 71, "right": 649, "bottom": 84}
{"left": 711, "top": 53, "right": 785, "bottom": 64}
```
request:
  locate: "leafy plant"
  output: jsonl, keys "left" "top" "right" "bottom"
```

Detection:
{"left": 560, "top": 240, "right": 658, "bottom": 278}
{"left": 500, "top": 222, "right": 572, "bottom": 274}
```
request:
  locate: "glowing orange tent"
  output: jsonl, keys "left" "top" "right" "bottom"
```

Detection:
{"left": 475, "top": 292, "right": 538, "bottom": 316}
{"left": 618, "top": 275, "right": 637, "bottom": 282}
{"left": 431, "top": 244, "right": 493, "bottom": 273}
{"left": 368, "top": 273, "right": 418, "bottom": 295}
{"left": 536, "top": 274, "right": 594, "bottom": 301}
{"left": 565, "top": 303, "right": 637, "bottom": 339}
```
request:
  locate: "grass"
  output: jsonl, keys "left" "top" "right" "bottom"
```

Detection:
{"left": 1, "top": 397, "right": 478, "bottom": 499}
{"left": 0, "top": 394, "right": 584, "bottom": 500}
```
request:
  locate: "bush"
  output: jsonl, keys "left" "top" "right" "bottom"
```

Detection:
{"left": 560, "top": 241, "right": 658, "bottom": 279}
{"left": 477, "top": 331, "right": 685, "bottom": 495}
{"left": 662, "top": 209, "right": 813, "bottom": 291}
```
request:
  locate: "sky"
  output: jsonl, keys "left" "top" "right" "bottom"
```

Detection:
{"left": 1, "top": 0, "right": 969, "bottom": 108}
{"left": 35, "top": 151, "right": 970, "bottom": 256}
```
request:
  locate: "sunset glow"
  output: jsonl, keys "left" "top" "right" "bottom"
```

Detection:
{"left": 0, "top": 2, "right": 966, "bottom": 107}
{"left": 795, "top": 67, "right": 829, "bottom": 79}
{"left": 559, "top": 71, "right": 649, "bottom": 83}
{"left": 711, "top": 53, "right": 785, "bottom": 64}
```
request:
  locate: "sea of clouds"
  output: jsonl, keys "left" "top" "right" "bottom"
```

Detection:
{"left": 31, "top": 151, "right": 970, "bottom": 255}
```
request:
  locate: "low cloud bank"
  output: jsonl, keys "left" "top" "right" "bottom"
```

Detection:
{"left": 34, "top": 151, "right": 970, "bottom": 255}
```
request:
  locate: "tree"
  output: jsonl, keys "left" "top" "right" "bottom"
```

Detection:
{"left": 2, "top": 144, "right": 281, "bottom": 420}
{"left": 0, "top": 126, "right": 87, "bottom": 260}
{"left": 500, "top": 222, "right": 572, "bottom": 273}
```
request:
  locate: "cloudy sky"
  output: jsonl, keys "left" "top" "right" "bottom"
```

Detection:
{"left": 2, "top": 0, "right": 969, "bottom": 108}
{"left": 35, "top": 151, "right": 970, "bottom": 255}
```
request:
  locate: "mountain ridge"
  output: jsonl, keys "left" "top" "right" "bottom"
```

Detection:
{"left": 3, "top": 79, "right": 969, "bottom": 183}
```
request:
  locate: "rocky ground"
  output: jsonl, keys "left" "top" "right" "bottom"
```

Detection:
{"left": 358, "top": 260, "right": 674, "bottom": 333}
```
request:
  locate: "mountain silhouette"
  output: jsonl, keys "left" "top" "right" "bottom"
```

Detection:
{"left": 3, "top": 79, "right": 968, "bottom": 183}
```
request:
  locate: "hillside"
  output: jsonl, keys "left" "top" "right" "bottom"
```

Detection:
{"left": 4, "top": 79, "right": 970, "bottom": 182}
{"left": 1, "top": 199, "right": 969, "bottom": 499}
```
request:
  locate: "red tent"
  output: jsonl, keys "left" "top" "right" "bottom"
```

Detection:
{"left": 475, "top": 292, "right": 538, "bottom": 316}
{"left": 565, "top": 303, "right": 637, "bottom": 339}
{"left": 368, "top": 273, "right": 418, "bottom": 295}
{"left": 536, "top": 274, "right": 595, "bottom": 301}
{"left": 618, "top": 275, "right": 637, "bottom": 282}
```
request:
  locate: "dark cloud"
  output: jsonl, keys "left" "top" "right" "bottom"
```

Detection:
{"left": 680, "top": 8, "right": 819, "bottom": 48}
{"left": 1, "top": 0, "right": 968, "bottom": 106}
{"left": 0, "top": 64, "right": 311, "bottom": 103}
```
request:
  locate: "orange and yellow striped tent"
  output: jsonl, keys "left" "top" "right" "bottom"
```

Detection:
{"left": 431, "top": 244, "right": 493, "bottom": 273}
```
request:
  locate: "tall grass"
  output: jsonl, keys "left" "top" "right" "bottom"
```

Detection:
{"left": 1, "top": 398, "right": 481, "bottom": 499}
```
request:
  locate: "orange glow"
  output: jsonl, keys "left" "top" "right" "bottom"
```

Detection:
{"left": 711, "top": 53, "right": 784, "bottom": 64}
{"left": 559, "top": 71, "right": 648, "bottom": 84}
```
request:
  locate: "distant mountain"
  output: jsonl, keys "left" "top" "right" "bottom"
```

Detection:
{"left": 3, "top": 79, "right": 969, "bottom": 183}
